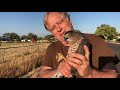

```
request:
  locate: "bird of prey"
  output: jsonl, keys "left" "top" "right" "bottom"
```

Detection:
{"left": 64, "top": 30, "right": 91, "bottom": 57}
{"left": 64, "top": 30, "right": 92, "bottom": 77}
{"left": 51, "top": 30, "right": 92, "bottom": 78}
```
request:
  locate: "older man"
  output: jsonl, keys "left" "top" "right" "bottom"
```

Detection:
{"left": 39, "top": 12, "right": 118, "bottom": 78}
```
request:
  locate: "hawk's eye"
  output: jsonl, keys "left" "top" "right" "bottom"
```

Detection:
{"left": 64, "top": 37, "right": 68, "bottom": 41}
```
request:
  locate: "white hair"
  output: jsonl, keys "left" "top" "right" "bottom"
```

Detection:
{"left": 43, "top": 12, "right": 70, "bottom": 30}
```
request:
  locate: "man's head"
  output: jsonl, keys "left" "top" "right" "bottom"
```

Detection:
{"left": 44, "top": 12, "right": 74, "bottom": 44}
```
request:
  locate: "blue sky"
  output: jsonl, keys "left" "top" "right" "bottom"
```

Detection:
{"left": 0, "top": 12, "right": 120, "bottom": 37}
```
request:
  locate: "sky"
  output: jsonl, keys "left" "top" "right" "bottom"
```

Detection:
{"left": 0, "top": 12, "right": 120, "bottom": 37}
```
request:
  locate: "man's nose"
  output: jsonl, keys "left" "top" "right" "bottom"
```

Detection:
{"left": 56, "top": 24, "right": 62, "bottom": 32}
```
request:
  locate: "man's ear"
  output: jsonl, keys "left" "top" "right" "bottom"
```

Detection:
{"left": 70, "top": 20, "right": 72, "bottom": 23}
{"left": 44, "top": 24, "right": 48, "bottom": 30}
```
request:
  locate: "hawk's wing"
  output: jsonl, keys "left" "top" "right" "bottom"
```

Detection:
{"left": 67, "top": 35, "right": 92, "bottom": 77}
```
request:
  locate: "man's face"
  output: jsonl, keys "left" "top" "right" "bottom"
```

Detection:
{"left": 46, "top": 12, "right": 73, "bottom": 42}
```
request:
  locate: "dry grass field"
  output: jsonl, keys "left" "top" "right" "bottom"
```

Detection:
{"left": 0, "top": 42, "right": 50, "bottom": 78}
{"left": 0, "top": 41, "right": 120, "bottom": 78}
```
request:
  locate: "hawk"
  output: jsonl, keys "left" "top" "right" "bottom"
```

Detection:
{"left": 64, "top": 30, "right": 91, "bottom": 57}
{"left": 64, "top": 30, "right": 92, "bottom": 77}
{"left": 51, "top": 30, "right": 92, "bottom": 78}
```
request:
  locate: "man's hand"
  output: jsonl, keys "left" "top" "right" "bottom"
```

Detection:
{"left": 57, "top": 61, "right": 72, "bottom": 78}
{"left": 67, "top": 45, "right": 92, "bottom": 78}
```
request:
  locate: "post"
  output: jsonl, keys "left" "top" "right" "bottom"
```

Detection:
{"left": 22, "top": 45, "right": 24, "bottom": 60}
{"left": 27, "top": 44, "right": 28, "bottom": 61}
{"left": 3, "top": 48, "right": 5, "bottom": 62}
{"left": 15, "top": 48, "right": 16, "bottom": 60}
{"left": 37, "top": 42, "right": 39, "bottom": 54}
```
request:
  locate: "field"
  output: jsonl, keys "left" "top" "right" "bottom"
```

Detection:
{"left": 0, "top": 42, "right": 50, "bottom": 78}
{"left": 0, "top": 42, "right": 120, "bottom": 78}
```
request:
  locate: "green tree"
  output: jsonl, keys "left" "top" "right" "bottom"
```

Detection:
{"left": 2, "top": 33, "right": 11, "bottom": 38}
{"left": 27, "top": 33, "right": 38, "bottom": 40}
{"left": 44, "top": 34, "right": 55, "bottom": 42}
{"left": 0, "top": 36, "right": 1, "bottom": 46}
{"left": 2, "top": 33, "right": 11, "bottom": 41}
{"left": 0, "top": 36, "right": 2, "bottom": 41}
{"left": 10, "top": 32, "right": 20, "bottom": 41}
{"left": 94, "top": 24, "right": 118, "bottom": 40}
{"left": 21, "top": 35, "right": 28, "bottom": 40}
{"left": 117, "top": 33, "right": 120, "bottom": 36}
{"left": 38, "top": 37, "right": 43, "bottom": 40}
{"left": 2, "top": 32, "right": 20, "bottom": 41}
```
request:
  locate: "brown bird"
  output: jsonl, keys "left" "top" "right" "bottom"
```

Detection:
{"left": 64, "top": 30, "right": 91, "bottom": 57}
{"left": 51, "top": 30, "right": 92, "bottom": 78}
{"left": 64, "top": 30, "right": 92, "bottom": 77}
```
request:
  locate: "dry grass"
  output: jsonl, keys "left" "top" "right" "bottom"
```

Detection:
{"left": 0, "top": 42, "right": 50, "bottom": 78}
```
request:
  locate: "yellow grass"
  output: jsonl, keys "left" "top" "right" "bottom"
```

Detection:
{"left": 0, "top": 42, "right": 50, "bottom": 78}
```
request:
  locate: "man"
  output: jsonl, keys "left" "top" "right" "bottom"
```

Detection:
{"left": 39, "top": 12, "right": 118, "bottom": 78}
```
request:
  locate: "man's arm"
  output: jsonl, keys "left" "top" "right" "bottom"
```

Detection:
{"left": 39, "top": 65, "right": 119, "bottom": 78}
{"left": 39, "top": 66, "right": 57, "bottom": 78}
{"left": 39, "top": 60, "right": 72, "bottom": 78}
{"left": 91, "top": 68, "right": 118, "bottom": 78}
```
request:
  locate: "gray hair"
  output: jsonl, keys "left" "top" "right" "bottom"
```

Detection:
{"left": 44, "top": 12, "right": 70, "bottom": 30}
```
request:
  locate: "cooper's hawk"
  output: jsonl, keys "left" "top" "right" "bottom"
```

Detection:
{"left": 64, "top": 30, "right": 91, "bottom": 57}
{"left": 51, "top": 30, "right": 92, "bottom": 78}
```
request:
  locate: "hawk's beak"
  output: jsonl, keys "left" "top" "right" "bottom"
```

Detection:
{"left": 66, "top": 39, "right": 72, "bottom": 42}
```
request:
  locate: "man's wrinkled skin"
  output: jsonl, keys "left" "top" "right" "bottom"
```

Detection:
{"left": 39, "top": 12, "right": 118, "bottom": 78}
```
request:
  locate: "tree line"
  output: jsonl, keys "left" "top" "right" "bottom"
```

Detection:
{"left": 0, "top": 24, "right": 120, "bottom": 42}
{"left": 0, "top": 32, "right": 38, "bottom": 41}
{"left": 0, "top": 32, "right": 55, "bottom": 42}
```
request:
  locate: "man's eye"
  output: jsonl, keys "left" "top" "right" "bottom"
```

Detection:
{"left": 58, "top": 19, "right": 64, "bottom": 24}
{"left": 60, "top": 19, "right": 64, "bottom": 23}
{"left": 51, "top": 26, "right": 55, "bottom": 31}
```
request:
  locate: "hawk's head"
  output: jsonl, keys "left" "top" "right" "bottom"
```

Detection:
{"left": 64, "top": 30, "right": 83, "bottom": 45}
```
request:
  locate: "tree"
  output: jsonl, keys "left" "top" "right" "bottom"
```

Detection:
{"left": 117, "top": 33, "right": 120, "bottom": 36}
{"left": 38, "top": 37, "right": 43, "bottom": 40}
{"left": 2, "top": 33, "right": 11, "bottom": 41}
{"left": 94, "top": 24, "right": 118, "bottom": 40}
{"left": 10, "top": 32, "right": 20, "bottom": 41}
{"left": 44, "top": 34, "right": 55, "bottom": 42}
{"left": 0, "top": 36, "right": 1, "bottom": 46}
{"left": 21, "top": 35, "right": 28, "bottom": 40}
{"left": 0, "top": 36, "right": 2, "bottom": 40}
{"left": 27, "top": 33, "right": 38, "bottom": 40}
{"left": 2, "top": 32, "right": 20, "bottom": 41}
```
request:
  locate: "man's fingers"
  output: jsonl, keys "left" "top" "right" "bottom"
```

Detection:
{"left": 84, "top": 45, "right": 90, "bottom": 60}
{"left": 67, "top": 57, "right": 83, "bottom": 65}
{"left": 58, "top": 62, "right": 72, "bottom": 77}
{"left": 68, "top": 61, "right": 80, "bottom": 69}
{"left": 70, "top": 53, "right": 87, "bottom": 62}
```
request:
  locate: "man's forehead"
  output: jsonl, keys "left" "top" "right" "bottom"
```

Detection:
{"left": 47, "top": 13, "right": 62, "bottom": 28}
{"left": 47, "top": 13, "right": 62, "bottom": 20}
{"left": 47, "top": 12, "right": 61, "bottom": 16}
